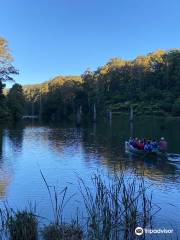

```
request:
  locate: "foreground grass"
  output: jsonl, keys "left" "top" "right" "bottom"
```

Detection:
{"left": 0, "top": 172, "right": 154, "bottom": 240}
{"left": 42, "top": 223, "right": 83, "bottom": 240}
{"left": 0, "top": 207, "right": 38, "bottom": 240}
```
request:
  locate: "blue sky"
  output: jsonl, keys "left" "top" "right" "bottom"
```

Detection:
{"left": 0, "top": 0, "right": 180, "bottom": 86}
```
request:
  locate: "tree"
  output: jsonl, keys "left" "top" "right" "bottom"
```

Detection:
{"left": 7, "top": 84, "right": 25, "bottom": 121}
{"left": 0, "top": 80, "right": 10, "bottom": 121}
{"left": 82, "top": 68, "right": 97, "bottom": 108}
{"left": 0, "top": 37, "right": 12, "bottom": 60}
{"left": 22, "top": 48, "right": 180, "bottom": 118}
{"left": 0, "top": 37, "right": 18, "bottom": 122}
{"left": 0, "top": 37, "right": 18, "bottom": 82}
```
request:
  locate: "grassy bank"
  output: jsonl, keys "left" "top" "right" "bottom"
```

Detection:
{"left": 0, "top": 172, "right": 155, "bottom": 240}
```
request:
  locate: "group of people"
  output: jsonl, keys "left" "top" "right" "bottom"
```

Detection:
{"left": 129, "top": 137, "right": 167, "bottom": 152}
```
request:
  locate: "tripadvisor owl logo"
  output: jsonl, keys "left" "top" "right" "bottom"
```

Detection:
{"left": 135, "top": 227, "right": 144, "bottom": 236}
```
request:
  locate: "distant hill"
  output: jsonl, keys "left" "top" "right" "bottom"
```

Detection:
{"left": 7, "top": 49, "right": 180, "bottom": 119}
{"left": 23, "top": 75, "right": 82, "bottom": 90}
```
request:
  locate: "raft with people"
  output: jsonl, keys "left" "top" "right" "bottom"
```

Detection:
{"left": 125, "top": 137, "right": 168, "bottom": 159}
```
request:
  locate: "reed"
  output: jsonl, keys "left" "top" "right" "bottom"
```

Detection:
{"left": 40, "top": 170, "right": 83, "bottom": 240}
{"left": 42, "top": 221, "right": 83, "bottom": 240}
{"left": 0, "top": 171, "right": 156, "bottom": 240}
{"left": 0, "top": 205, "right": 38, "bottom": 240}
{"left": 79, "top": 172, "right": 154, "bottom": 240}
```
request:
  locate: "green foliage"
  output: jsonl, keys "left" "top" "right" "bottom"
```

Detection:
{"left": 7, "top": 84, "right": 25, "bottom": 121}
{"left": 0, "top": 36, "right": 20, "bottom": 123}
{"left": 0, "top": 84, "right": 10, "bottom": 122}
{"left": 23, "top": 76, "right": 82, "bottom": 120}
{"left": 21, "top": 48, "right": 180, "bottom": 119}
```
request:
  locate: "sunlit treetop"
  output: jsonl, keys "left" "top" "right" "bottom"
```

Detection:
{"left": 0, "top": 37, "right": 18, "bottom": 82}
{"left": 0, "top": 37, "right": 12, "bottom": 61}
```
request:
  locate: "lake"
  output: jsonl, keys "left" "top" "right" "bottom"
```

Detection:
{"left": 0, "top": 114, "right": 180, "bottom": 239}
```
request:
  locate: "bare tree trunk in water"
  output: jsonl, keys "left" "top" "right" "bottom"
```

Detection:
{"left": 93, "top": 103, "right": 96, "bottom": 122}
{"left": 76, "top": 106, "right": 82, "bottom": 126}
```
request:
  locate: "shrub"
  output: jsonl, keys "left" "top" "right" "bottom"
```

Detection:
{"left": 7, "top": 210, "right": 38, "bottom": 240}
{"left": 42, "top": 223, "right": 83, "bottom": 240}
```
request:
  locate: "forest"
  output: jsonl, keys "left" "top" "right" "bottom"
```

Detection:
{"left": 23, "top": 48, "right": 180, "bottom": 121}
{"left": 1, "top": 36, "right": 180, "bottom": 123}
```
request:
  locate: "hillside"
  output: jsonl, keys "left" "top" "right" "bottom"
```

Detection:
{"left": 23, "top": 49, "right": 180, "bottom": 120}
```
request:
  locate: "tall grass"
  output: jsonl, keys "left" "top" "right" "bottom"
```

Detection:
{"left": 0, "top": 171, "right": 156, "bottom": 240}
{"left": 40, "top": 170, "right": 83, "bottom": 240}
{"left": 42, "top": 221, "right": 83, "bottom": 240}
{"left": 0, "top": 204, "right": 38, "bottom": 240}
{"left": 79, "top": 172, "right": 154, "bottom": 240}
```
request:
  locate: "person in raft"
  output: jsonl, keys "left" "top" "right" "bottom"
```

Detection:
{"left": 151, "top": 139, "right": 158, "bottom": 151}
{"left": 159, "top": 137, "right": 168, "bottom": 152}
{"left": 144, "top": 141, "right": 153, "bottom": 152}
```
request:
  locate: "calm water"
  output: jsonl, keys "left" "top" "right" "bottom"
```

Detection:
{"left": 0, "top": 115, "right": 180, "bottom": 239}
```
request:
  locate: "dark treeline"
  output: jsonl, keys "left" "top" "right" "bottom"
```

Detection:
{"left": 24, "top": 49, "right": 180, "bottom": 121}
{"left": 23, "top": 76, "right": 83, "bottom": 120}
{"left": 0, "top": 37, "right": 25, "bottom": 123}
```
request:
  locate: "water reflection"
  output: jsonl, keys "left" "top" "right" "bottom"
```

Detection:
{"left": 0, "top": 116, "right": 179, "bottom": 236}
{"left": 0, "top": 128, "right": 10, "bottom": 198}
{"left": 0, "top": 129, "right": 3, "bottom": 160}
{"left": 7, "top": 122, "right": 24, "bottom": 152}
{"left": 1, "top": 116, "right": 179, "bottom": 186}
